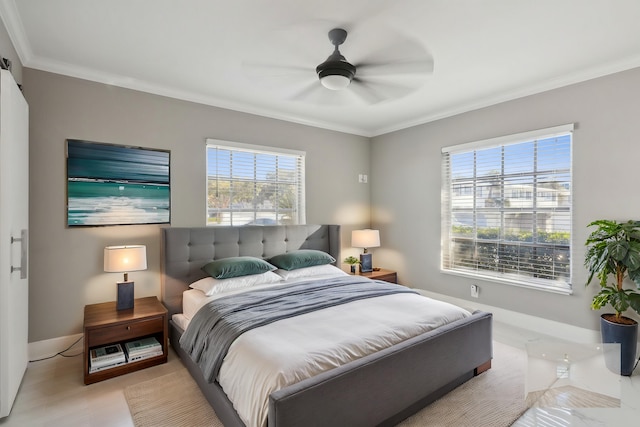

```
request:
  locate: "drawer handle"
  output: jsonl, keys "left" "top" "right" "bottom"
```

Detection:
{"left": 127, "top": 326, "right": 131, "bottom": 330}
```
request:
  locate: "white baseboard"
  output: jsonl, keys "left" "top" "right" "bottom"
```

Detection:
{"left": 29, "top": 333, "right": 84, "bottom": 361}
{"left": 417, "top": 289, "right": 601, "bottom": 344}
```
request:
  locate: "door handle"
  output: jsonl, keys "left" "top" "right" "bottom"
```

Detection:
{"left": 10, "top": 229, "right": 28, "bottom": 279}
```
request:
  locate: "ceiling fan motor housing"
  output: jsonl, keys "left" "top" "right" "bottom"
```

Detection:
{"left": 316, "top": 56, "right": 356, "bottom": 81}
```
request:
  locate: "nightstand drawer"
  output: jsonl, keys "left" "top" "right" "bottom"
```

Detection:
{"left": 373, "top": 272, "right": 397, "bottom": 283}
{"left": 354, "top": 268, "right": 398, "bottom": 284}
{"left": 87, "top": 316, "right": 163, "bottom": 347}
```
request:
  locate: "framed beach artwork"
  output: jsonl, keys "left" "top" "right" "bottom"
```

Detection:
{"left": 66, "top": 139, "right": 170, "bottom": 227}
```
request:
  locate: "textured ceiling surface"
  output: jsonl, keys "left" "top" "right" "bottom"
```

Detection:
{"left": 2, "top": 0, "right": 640, "bottom": 136}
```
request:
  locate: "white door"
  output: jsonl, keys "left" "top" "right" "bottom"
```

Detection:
{"left": 0, "top": 69, "right": 29, "bottom": 418}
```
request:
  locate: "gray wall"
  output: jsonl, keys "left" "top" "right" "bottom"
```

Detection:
{"left": 23, "top": 69, "right": 371, "bottom": 342}
{"left": 371, "top": 67, "right": 640, "bottom": 331}
{"left": 0, "top": 14, "right": 22, "bottom": 84}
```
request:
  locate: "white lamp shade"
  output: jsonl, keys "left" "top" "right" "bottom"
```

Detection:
{"left": 351, "top": 229, "right": 380, "bottom": 249}
{"left": 104, "top": 245, "right": 147, "bottom": 273}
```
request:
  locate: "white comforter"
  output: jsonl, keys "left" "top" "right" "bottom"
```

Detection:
{"left": 180, "top": 280, "right": 471, "bottom": 427}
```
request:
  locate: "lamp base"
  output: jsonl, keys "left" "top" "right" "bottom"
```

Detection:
{"left": 117, "top": 281, "right": 134, "bottom": 310}
{"left": 359, "top": 253, "right": 373, "bottom": 273}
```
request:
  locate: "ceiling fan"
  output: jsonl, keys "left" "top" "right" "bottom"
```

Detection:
{"left": 245, "top": 26, "right": 434, "bottom": 105}
{"left": 309, "top": 27, "right": 433, "bottom": 103}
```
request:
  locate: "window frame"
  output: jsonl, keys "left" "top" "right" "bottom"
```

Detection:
{"left": 205, "top": 139, "right": 306, "bottom": 226}
{"left": 441, "top": 124, "right": 574, "bottom": 294}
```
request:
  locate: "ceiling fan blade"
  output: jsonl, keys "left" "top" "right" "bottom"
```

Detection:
{"left": 241, "top": 61, "right": 313, "bottom": 91}
{"left": 289, "top": 80, "right": 359, "bottom": 106}
{"left": 349, "top": 78, "right": 385, "bottom": 104}
{"left": 288, "top": 75, "right": 417, "bottom": 106}
{"left": 242, "top": 60, "right": 310, "bottom": 77}
{"left": 348, "top": 27, "right": 434, "bottom": 78}
{"left": 351, "top": 77, "right": 415, "bottom": 103}
{"left": 355, "top": 58, "right": 434, "bottom": 77}
{"left": 289, "top": 80, "right": 323, "bottom": 101}
{"left": 275, "top": 0, "right": 391, "bottom": 42}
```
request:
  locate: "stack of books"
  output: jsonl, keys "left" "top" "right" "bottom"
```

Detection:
{"left": 125, "top": 337, "right": 162, "bottom": 362}
{"left": 89, "top": 343, "right": 126, "bottom": 373}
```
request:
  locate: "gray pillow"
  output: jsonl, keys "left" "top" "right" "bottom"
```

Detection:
{"left": 269, "top": 250, "right": 336, "bottom": 271}
{"left": 201, "top": 256, "right": 276, "bottom": 279}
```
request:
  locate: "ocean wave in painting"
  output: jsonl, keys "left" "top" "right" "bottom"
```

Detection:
{"left": 67, "top": 181, "right": 169, "bottom": 226}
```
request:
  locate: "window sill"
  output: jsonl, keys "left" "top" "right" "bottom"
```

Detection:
{"left": 441, "top": 268, "right": 573, "bottom": 295}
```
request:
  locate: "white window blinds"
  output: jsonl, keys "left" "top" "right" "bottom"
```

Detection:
{"left": 206, "top": 139, "right": 305, "bottom": 226}
{"left": 441, "top": 125, "right": 573, "bottom": 292}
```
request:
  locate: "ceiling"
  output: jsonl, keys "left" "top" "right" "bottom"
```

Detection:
{"left": 2, "top": 0, "right": 640, "bottom": 137}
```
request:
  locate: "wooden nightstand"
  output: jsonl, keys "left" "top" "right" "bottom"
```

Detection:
{"left": 83, "top": 296, "right": 168, "bottom": 385}
{"left": 354, "top": 268, "right": 398, "bottom": 284}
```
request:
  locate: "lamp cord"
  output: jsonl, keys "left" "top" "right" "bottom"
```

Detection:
{"left": 29, "top": 335, "right": 84, "bottom": 362}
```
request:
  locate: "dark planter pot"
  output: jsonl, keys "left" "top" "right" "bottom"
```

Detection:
{"left": 600, "top": 314, "right": 638, "bottom": 376}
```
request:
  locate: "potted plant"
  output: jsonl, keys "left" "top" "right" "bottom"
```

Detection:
{"left": 584, "top": 219, "right": 640, "bottom": 375}
{"left": 344, "top": 256, "right": 360, "bottom": 274}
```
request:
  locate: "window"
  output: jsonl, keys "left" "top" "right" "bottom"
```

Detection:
{"left": 206, "top": 139, "right": 305, "bottom": 226}
{"left": 441, "top": 124, "right": 573, "bottom": 293}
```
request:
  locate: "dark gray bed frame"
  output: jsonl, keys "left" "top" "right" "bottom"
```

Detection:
{"left": 161, "top": 224, "right": 493, "bottom": 427}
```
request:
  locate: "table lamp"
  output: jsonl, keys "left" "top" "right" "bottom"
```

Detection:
{"left": 351, "top": 229, "right": 380, "bottom": 273}
{"left": 104, "top": 245, "right": 147, "bottom": 310}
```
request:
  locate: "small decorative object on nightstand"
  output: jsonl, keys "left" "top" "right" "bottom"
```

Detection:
{"left": 104, "top": 245, "right": 147, "bottom": 310}
{"left": 83, "top": 296, "right": 168, "bottom": 385}
{"left": 343, "top": 256, "right": 360, "bottom": 273}
{"left": 351, "top": 229, "right": 380, "bottom": 273}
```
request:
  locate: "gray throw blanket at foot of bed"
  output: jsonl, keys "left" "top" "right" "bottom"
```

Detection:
{"left": 180, "top": 276, "right": 417, "bottom": 382}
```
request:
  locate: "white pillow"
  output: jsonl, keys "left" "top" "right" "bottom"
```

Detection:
{"left": 189, "top": 270, "right": 283, "bottom": 296}
{"left": 275, "top": 264, "right": 348, "bottom": 281}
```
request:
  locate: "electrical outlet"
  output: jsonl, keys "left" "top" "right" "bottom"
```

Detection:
{"left": 471, "top": 284, "right": 479, "bottom": 298}
{"left": 358, "top": 174, "right": 368, "bottom": 183}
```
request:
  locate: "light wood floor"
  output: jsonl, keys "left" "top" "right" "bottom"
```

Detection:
{"left": 0, "top": 345, "right": 185, "bottom": 427}
{"left": 0, "top": 321, "right": 626, "bottom": 426}
{"left": 0, "top": 320, "right": 523, "bottom": 426}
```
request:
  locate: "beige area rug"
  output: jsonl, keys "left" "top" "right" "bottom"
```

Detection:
{"left": 125, "top": 369, "right": 222, "bottom": 427}
{"left": 397, "top": 341, "right": 528, "bottom": 427}
{"left": 125, "top": 341, "right": 528, "bottom": 427}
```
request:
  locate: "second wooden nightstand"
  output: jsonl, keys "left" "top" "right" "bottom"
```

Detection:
{"left": 83, "top": 296, "right": 168, "bottom": 385}
{"left": 353, "top": 268, "right": 398, "bottom": 284}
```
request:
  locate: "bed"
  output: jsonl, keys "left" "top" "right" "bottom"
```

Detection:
{"left": 161, "top": 224, "right": 492, "bottom": 427}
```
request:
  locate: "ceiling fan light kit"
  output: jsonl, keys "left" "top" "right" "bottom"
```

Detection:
{"left": 317, "top": 65, "right": 355, "bottom": 90}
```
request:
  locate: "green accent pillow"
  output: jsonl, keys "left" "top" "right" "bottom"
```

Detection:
{"left": 201, "top": 256, "right": 276, "bottom": 279}
{"left": 269, "top": 250, "right": 336, "bottom": 271}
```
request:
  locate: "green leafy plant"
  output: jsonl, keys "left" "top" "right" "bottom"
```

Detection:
{"left": 584, "top": 219, "right": 640, "bottom": 323}
{"left": 343, "top": 256, "right": 360, "bottom": 265}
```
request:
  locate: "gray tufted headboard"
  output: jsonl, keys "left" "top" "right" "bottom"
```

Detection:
{"left": 160, "top": 224, "right": 341, "bottom": 317}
